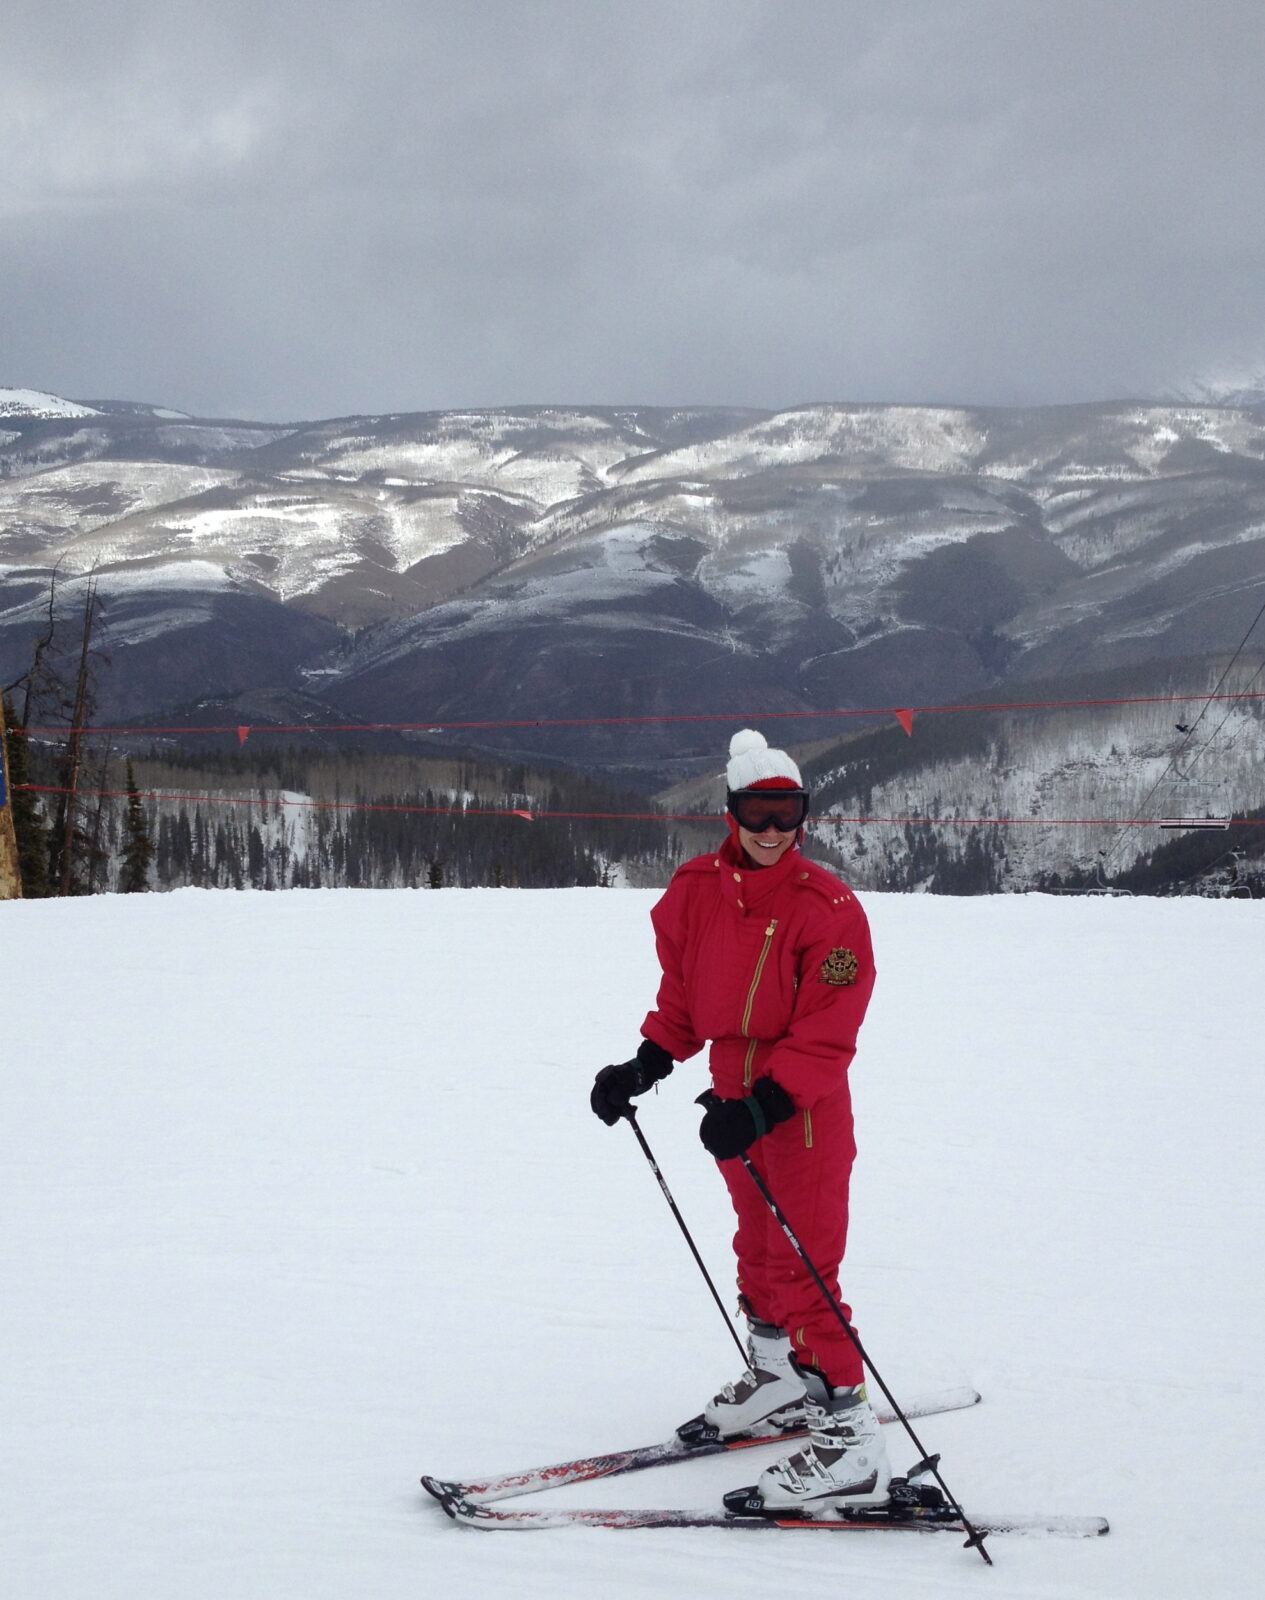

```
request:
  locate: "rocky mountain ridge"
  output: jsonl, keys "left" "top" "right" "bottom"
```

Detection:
{"left": 1, "top": 388, "right": 1263, "bottom": 889}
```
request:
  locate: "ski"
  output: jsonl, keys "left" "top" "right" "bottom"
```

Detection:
{"left": 421, "top": 1383, "right": 980, "bottom": 1505}
{"left": 436, "top": 1484, "right": 1109, "bottom": 1538}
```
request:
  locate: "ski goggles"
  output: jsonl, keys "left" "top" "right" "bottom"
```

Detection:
{"left": 726, "top": 789, "right": 810, "bottom": 833}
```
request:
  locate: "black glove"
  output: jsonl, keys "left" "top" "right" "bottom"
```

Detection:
{"left": 696, "top": 1077, "right": 796, "bottom": 1160}
{"left": 590, "top": 1039, "right": 674, "bottom": 1126}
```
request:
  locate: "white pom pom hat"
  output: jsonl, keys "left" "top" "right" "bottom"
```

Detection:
{"left": 726, "top": 728, "right": 804, "bottom": 792}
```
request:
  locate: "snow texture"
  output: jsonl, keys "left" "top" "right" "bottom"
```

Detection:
{"left": 617, "top": 406, "right": 987, "bottom": 483}
{"left": 0, "top": 388, "right": 100, "bottom": 419}
{"left": 0, "top": 463, "right": 243, "bottom": 547}
{"left": 3, "top": 887, "right": 1263, "bottom": 1599}
{"left": 4, "top": 402, "right": 1265, "bottom": 646}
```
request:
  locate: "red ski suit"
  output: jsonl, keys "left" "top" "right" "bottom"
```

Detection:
{"left": 640, "top": 835, "right": 876, "bottom": 1387}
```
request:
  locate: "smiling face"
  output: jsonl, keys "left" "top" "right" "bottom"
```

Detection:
{"left": 737, "top": 819, "right": 798, "bottom": 868}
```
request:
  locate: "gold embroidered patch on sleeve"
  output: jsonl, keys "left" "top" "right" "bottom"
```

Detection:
{"left": 819, "top": 947, "right": 859, "bottom": 986}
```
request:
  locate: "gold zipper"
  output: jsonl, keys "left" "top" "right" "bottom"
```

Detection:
{"left": 803, "top": 1108, "right": 813, "bottom": 1148}
{"left": 742, "top": 1039, "right": 758, "bottom": 1087}
{"left": 741, "top": 919, "right": 778, "bottom": 1086}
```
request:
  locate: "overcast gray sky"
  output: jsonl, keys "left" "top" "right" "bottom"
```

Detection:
{"left": 3, "top": 0, "right": 1264, "bottom": 421}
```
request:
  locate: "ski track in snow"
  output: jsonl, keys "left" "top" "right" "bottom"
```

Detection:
{"left": 3, "top": 887, "right": 1263, "bottom": 1600}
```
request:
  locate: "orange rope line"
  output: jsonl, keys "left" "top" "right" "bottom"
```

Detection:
{"left": 11, "top": 686, "right": 1265, "bottom": 740}
{"left": 15, "top": 783, "right": 1263, "bottom": 828}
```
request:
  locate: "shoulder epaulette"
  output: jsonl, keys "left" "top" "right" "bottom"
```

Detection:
{"left": 675, "top": 851, "right": 727, "bottom": 877}
{"left": 790, "top": 856, "right": 860, "bottom": 911}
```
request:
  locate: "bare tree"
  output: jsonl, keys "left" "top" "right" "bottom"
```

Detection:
{"left": 3, "top": 563, "right": 65, "bottom": 726}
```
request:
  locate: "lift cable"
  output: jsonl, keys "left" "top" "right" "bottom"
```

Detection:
{"left": 1102, "top": 586, "right": 1265, "bottom": 870}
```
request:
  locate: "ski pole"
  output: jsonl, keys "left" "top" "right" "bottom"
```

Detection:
{"left": 623, "top": 1108, "right": 749, "bottom": 1365}
{"left": 738, "top": 1153, "right": 992, "bottom": 1565}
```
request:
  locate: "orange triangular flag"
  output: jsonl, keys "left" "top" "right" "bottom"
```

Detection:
{"left": 237, "top": 726, "right": 251, "bottom": 745}
{"left": 894, "top": 709, "right": 915, "bottom": 736}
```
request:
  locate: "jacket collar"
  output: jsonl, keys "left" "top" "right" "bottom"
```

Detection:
{"left": 715, "top": 832, "right": 801, "bottom": 912}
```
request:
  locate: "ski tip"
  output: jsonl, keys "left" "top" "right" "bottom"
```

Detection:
{"left": 930, "top": 1384, "right": 982, "bottom": 1410}
{"left": 422, "top": 1475, "right": 471, "bottom": 1521}
{"left": 1023, "top": 1512, "right": 1112, "bottom": 1538}
{"left": 442, "top": 1493, "right": 494, "bottom": 1527}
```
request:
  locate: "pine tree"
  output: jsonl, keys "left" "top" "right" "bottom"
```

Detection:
{"left": 46, "top": 577, "right": 106, "bottom": 895}
{"left": 119, "top": 761, "right": 154, "bottom": 892}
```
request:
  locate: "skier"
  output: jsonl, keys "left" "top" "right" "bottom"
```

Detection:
{"left": 591, "top": 729, "right": 888, "bottom": 1512}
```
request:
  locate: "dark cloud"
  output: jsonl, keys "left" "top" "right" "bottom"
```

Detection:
{"left": 4, "top": 0, "right": 1264, "bottom": 418}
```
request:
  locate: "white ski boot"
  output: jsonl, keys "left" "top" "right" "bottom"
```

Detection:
{"left": 702, "top": 1317, "right": 808, "bottom": 1439}
{"left": 754, "top": 1373, "right": 892, "bottom": 1511}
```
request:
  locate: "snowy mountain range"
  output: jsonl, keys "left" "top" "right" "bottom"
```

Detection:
{"left": 1173, "top": 365, "right": 1265, "bottom": 411}
{"left": 1, "top": 385, "right": 1263, "bottom": 880}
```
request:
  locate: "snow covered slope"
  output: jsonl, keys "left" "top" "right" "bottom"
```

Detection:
{"left": 2, "top": 396, "right": 1264, "bottom": 809}
{"left": 0, "top": 387, "right": 100, "bottom": 419}
{"left": 797, "top": 665, "right": 1265, "bottom": 892}
{"left": 3, "top": 887, "right": 1263, "bottom": 1599}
